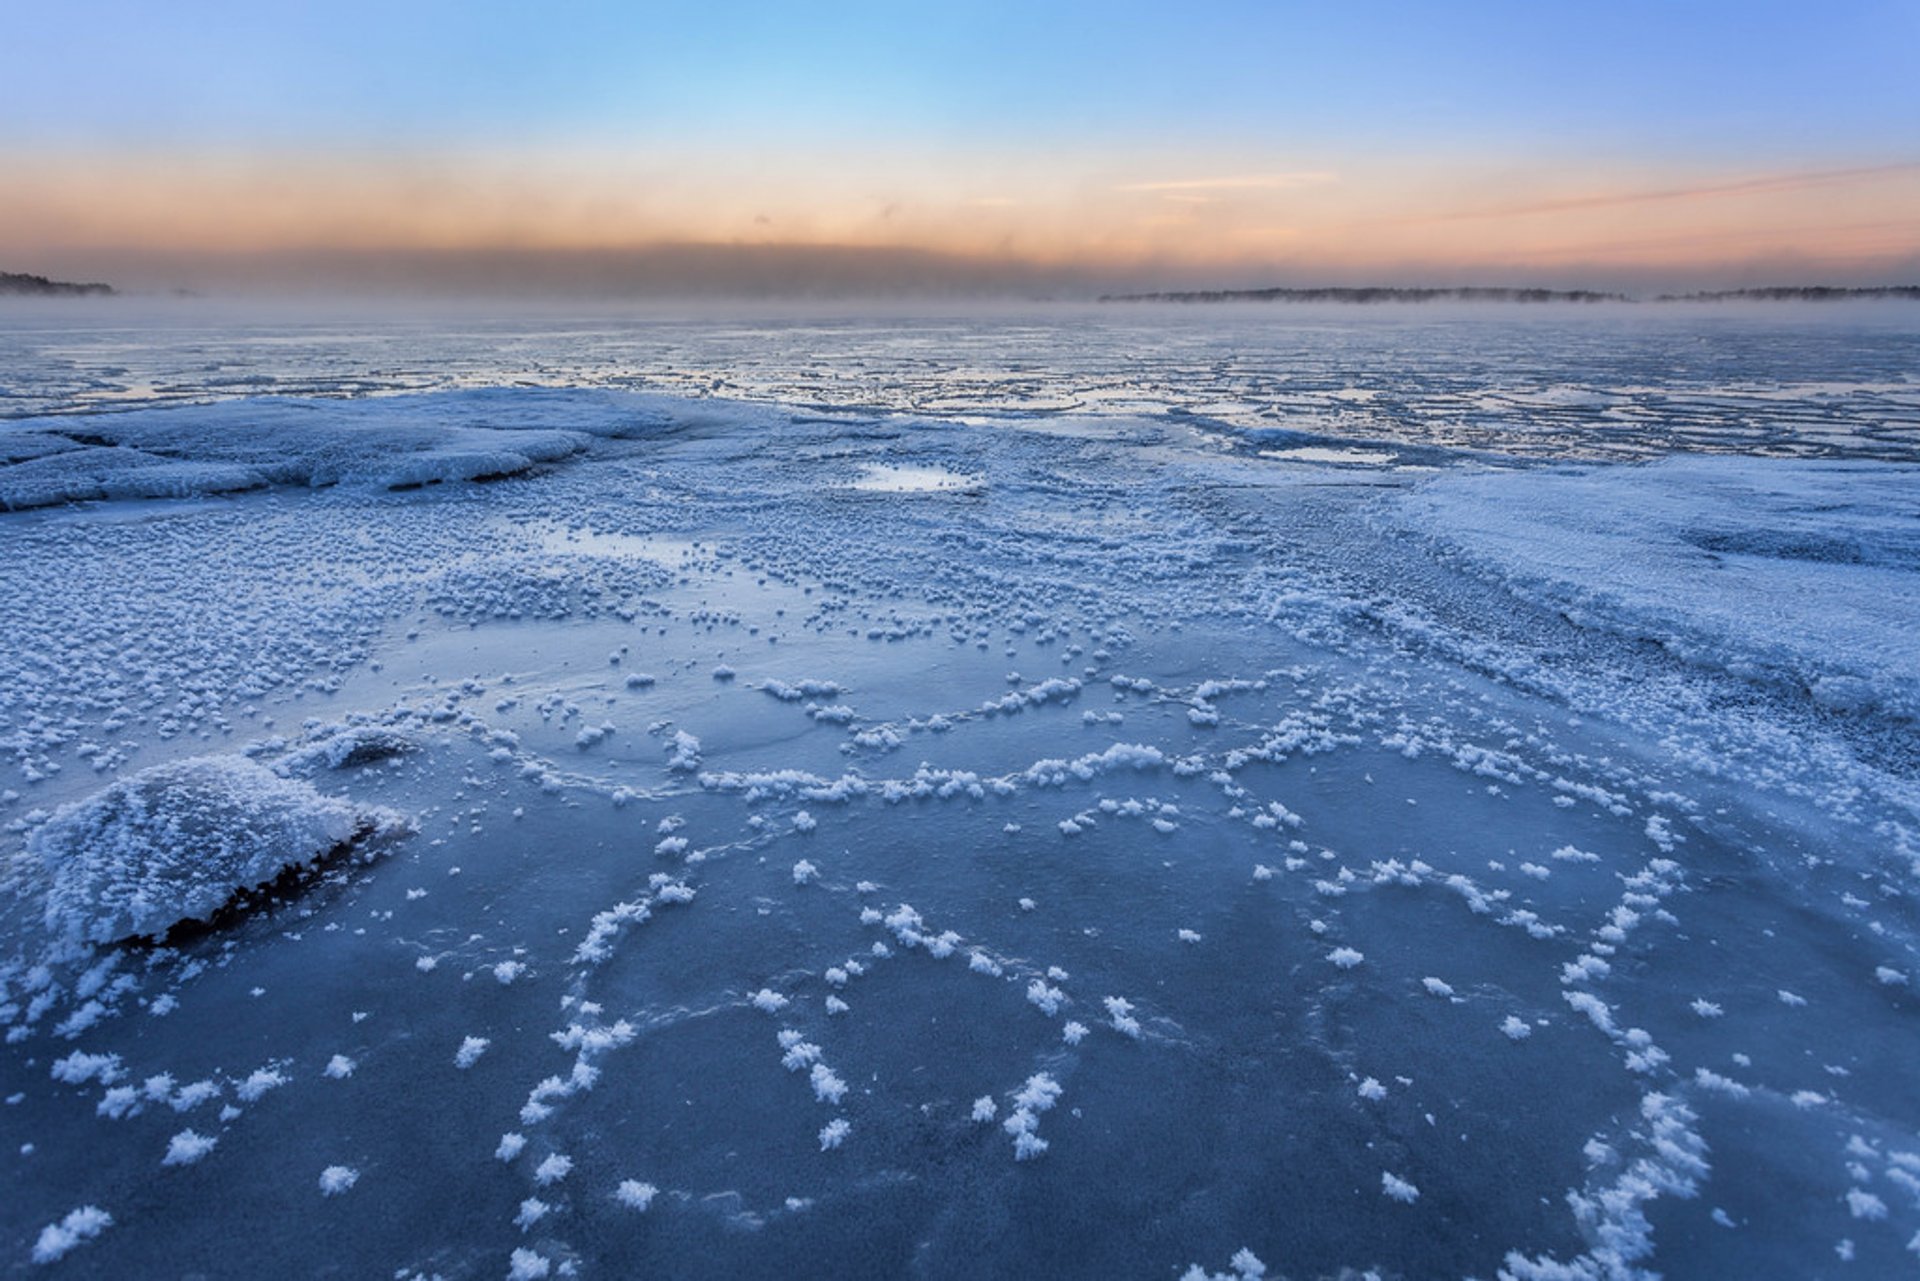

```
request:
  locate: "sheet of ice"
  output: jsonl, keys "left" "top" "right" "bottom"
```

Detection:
{"left": 1257, "top": 446, "right": 1397, "bottom": 465}
{"left": 7, "top": 304, "right": 1914, "bottom": 461}
{"left": 843, "top": 463, "right": 981, "bottom": 492}
{"left": 0, "top": 313, "right": 1917, "bottom": 1281}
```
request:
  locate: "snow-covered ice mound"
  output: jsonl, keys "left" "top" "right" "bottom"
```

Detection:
{"left": 1397, "top": 456, "right": 1920, "bottom": 722}
{"left": 0, "top": 388, "right": 713, "bottom": 510}
{"left": 31, "top": 755, "right": 396, "bottom": 945}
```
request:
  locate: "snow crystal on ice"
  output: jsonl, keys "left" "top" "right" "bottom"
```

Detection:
{"left": 507, "top": 1247, "right": 552, "bottom": 1280}
{"left": 664, "top": 730, "right": 703, "bottom": 772}
{"left": 318, "top": 1165, "right": 358, "bottom": 1195}
{"left": 1845, "top": 1188, "right": 1887, "bottom": 1220}
{"left": 50, "top": 1052, "right": 122, "bottom": 1086}
{"left": 1026, "top": 980, "right": 1065, "bottom": 1017}
{"left": 514, "top": 1198, "right": 550, "bottom": 1231}
{"left": 163, "top": 1129, "right": 217, "bottom": 1166}
{"left": 810, "top": 1064, "right": 847, "bottom": 1105}
{"left": 235, "top": 1067, "right": 288, "bottom": 1102}
{"left": 31, "top": 1206, "right": 111, "bottom": 1264}
{"left": 615, "top": 1179, "right": 657, "bottom": 1210}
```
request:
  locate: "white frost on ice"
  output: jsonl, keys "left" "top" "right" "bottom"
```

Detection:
{"left": 235, "top": 1067, "right": 288, "bottom": 1102}
{"left": 51, "top": 1052, "right": 123, "bottom": 1086}
{"left": 1845, "top": 1188, "right": 1887, "bottom": 1220}
{"left": 31, "top": 1206, "right": 111, "bottom": 1264}
{"left": 664, "top": 730, "right": 702, "bottom": 772}
{"left": 810, "top": 1064, "right": 847, "bottom": 1105}
{"left": 1027, "top": 979, "right": 1066, "bottom": 1017}
{"left": 1180, "top": 1247, "right": 1268, "bottom": 1281}
{"left": 507, "top": 1247, "right": 552, "bottom": 1280}
{"left": 1002, "top": 1073, "right": 1064, "bottom": 1161}
{"left": 1381, "top": 1172, "right": 1420, "bottom": 1203}
{"left": 615, "top": 1179, "right": 658, "bottom": 1210}
{"left": 162, "top": 1129, "right": 216, "bottom": 1167}
{"left": 318, "top": 1165, "right": 359, "bottom": 1195}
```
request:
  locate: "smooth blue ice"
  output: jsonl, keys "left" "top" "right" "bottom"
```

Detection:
{"left": 1, "top": 303, "right": 1916, "bottom": 1279}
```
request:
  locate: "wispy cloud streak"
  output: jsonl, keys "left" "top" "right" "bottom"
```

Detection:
{"left": 1415, "top": 161, "right": 1920, "bottom": 223}
{"left": 1115, "top": 172, "right": 1337, "bottom": 193}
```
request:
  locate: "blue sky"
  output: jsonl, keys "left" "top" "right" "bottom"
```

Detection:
{"left": 3, "top": 1, "right": 1917, "bottom": 290}
{"left": 7, "top": 0, "right": 1916, "bottom": 154}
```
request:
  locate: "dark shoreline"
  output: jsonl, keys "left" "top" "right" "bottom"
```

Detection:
{"left": 1100, "top": 285, "right": 1920, "bottom": 304}
{"left": 0, "top": 272, "right": 115, "bottom": 297}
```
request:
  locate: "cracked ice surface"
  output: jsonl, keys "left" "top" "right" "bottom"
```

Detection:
{"left": 1, "top": 307, "right": 1918, "bottom": 1279}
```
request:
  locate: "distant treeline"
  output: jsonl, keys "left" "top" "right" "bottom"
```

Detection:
{"left": 1102, "top": 286, "right": 1626, "bottom": 304}
{"left": 0, "top": 272, "right": 115, "bottom": 297}
{"left": 1102, "top": 285, "right": 1919, "bottom": 304}
{"left": 1654, "top": 286, "right": 1920, "bottom": 302}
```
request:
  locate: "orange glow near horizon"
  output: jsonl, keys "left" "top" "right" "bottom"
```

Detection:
{"left": 6, "top": 145, "right": 1918, "bottom": 291}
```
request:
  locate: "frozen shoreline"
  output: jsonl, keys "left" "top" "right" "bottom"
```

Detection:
{"left": 1, "top": 359, "right": 1917, "bottom": 1277}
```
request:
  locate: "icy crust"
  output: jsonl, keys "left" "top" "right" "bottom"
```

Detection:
{"left": 1, "top": 376, "right": 1916, "bottom": 1277}
{"left": 7, "top": 308, "right": 1918, "bottom": 462}
{"left": 1396, "top": 457, "right": 1920, "bottom": 724}
{"left": 0, "top": 387, "right": 740, "bottom": 510}
{"left": 30, "top": 756, "right": 392, "bottom": 945}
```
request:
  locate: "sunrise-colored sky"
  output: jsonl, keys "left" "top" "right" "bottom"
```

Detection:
{"left": 5, "top": 0, "right": 1918, "bottom": 294}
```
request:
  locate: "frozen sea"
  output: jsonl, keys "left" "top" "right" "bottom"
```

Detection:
{"left": 1, "top": 300, "right": 1917, "bottom": 1279}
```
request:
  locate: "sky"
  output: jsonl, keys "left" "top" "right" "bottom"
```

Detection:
{"left": 4, "top": 0, "right": 1918, "bottom": 295}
